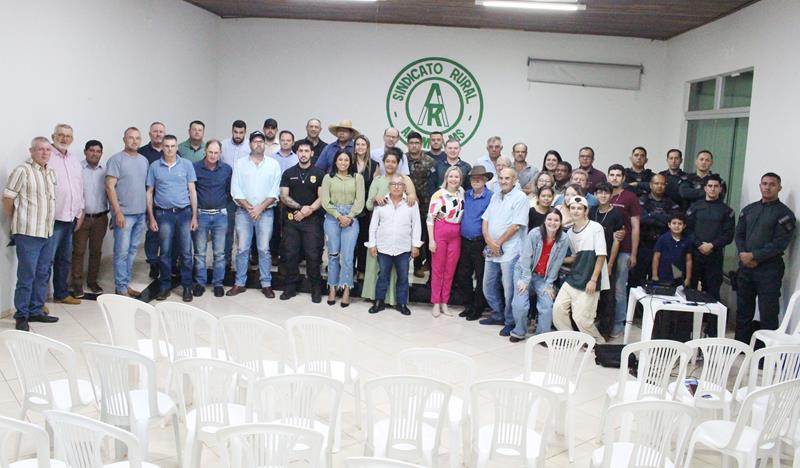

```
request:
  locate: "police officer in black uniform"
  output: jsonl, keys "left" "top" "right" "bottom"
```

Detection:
{"left": 659, "top": 149, "right": 686, "bottom": 206}
{"left": 624, "top": 146, "right": 654, "bottom": 198}
{"left": 278, "top": 141, "right": 325, "bottom": 302}
{"left": 734, "top": 172, "right": 796, "bottom": 344}
{"left": 686, "top": 174, "right": 735, "bottom": 336}
{"left": 634, "top": 173, "right": 679, "bottom": 287}
{"left": 679, "top": 150, "right": 727, "bottom": 208}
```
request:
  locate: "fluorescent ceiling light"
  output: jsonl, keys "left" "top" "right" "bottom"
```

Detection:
{"left": 477, "top": 0, "right": 586, "bottom": 11}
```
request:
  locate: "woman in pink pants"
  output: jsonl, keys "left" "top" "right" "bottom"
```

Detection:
{"left": 427, "top": 166, "right": 465, "bottom": 317}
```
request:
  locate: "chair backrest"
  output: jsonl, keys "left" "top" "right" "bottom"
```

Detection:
{"left": 598, "top": 401, "right": 696, "bottom": 468}
{"left": 687, "top": 338, "right": 751, "bottom": 403}
{"left": 737, "top": 345, "right": 800, "bottom": 398}
{"left": 172, "top": 358, "right": 255, "bottom": 432}
{"left": 731, "top": 379, "right": 800, "bottom": 452}
{"left": 469, "top": 379, "right": 558, "bottom": 464}
{"left": 365, "top": 375, "right": 452, "bottom": 463}
{"left": 44, "top": 410, "right": 144, "bottom": 468}
{"left": 0, "top": 331, "right": 82, "bottom": 410}
{"left": 96, "top": 294, "right": 162, "bottom": 359}
{"left": 80, "top": 342, "right": 159, "bottom": 426}
{"left": 285, "top": 316, "right": 354, "bottom": 379}
{"left": 619, "top": 340, "right": 692, "bottom": 401}
{"left": 219, "top": 315, "right": 290, "bottom": 377}
{"left": 779, "top": 289, "right": 800, "bottom": 334}
{"left": 523, "top": 331, "right": 596, "bottom": 395}
{"left": 216, "top": 423, "right": 323, "bottom": 468}
{"left": 253, "top": 374, "right": 342, "bottom": 445}
{"left": 345, "top": 457, "right": 426, "bottom": 468}
{"left": 156, "top": 302, "right": 219, "bottom": 361}
{"left": 0, "top": 416, "right": 51, "bottom": 468}
{"left": 397, "top": 347, "right": 475, "bottom": 420}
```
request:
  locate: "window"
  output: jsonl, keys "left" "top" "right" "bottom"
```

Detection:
{"left": 688, "top": 79, "right": 716, "bottom": 111}
{"left": 721, "top": 70, "right": 753, "bottom": 108}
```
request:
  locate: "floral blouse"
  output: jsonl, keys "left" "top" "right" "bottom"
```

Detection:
{"left": 427, "top": 187, "right": 465, "bottom": 225}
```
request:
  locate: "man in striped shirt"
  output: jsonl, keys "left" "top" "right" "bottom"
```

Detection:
{"left": 3, "top": 137, "right": 61, "bottom": 331}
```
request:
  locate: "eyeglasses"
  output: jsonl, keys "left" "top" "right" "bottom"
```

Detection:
{"left": 389, "top": 182, "right": 406, "bottom": 187}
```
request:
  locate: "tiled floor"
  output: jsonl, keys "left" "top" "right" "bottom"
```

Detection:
{"left": 0, "top": 260, "right": 790, "bottom": 467}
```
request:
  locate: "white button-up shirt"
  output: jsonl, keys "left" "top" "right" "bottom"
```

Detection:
{"left": 221, "top": 137, "right": 251, "bottom": 168}
{"left": 231, "top": 155, "right": 281, "bottom": 207}
{"left": 367, "top": 194, "right": 422, "bottom": 255}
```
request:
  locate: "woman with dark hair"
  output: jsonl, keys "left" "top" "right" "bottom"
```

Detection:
{"left": 528, "top": 186, "right": 555, "bottom": 230}
{"left": 510, "top": 209, "right": 569, "bottom": 341}
{"left": 320, "top": 150, "right": 365, "bottom": 307}
{"left": 353, "top": 135, "right": 380, "bottom": 280}
{"left": 361, "top": 149, "right": 417, "bottom": 305}
{"left": 541, "top": 150, "right": 562, "bottom": 175}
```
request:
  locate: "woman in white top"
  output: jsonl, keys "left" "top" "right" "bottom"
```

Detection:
{"left": 426, "top": 166, "right": 465, "bottom": 317}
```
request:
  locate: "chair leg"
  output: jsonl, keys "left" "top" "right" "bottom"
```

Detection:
{"left": 171, "top": 413, "right": 183, "bottom": 468}
{"left": 597, "top": 394, "right": 611, "bottom": 440}
{"left": 566, "top": 402, "right": 575, "bottom": 462}
{"left": 449, "top": 421, "right": 460, "bottom": 468}
{"left": 353, "top": 378, "right": 362, "bottom": 430}
{"left": 184, "top": 433, "right": 201, "bottom": 468}
{"left": 334, "top": 406, "right": 343, "bottom": 452}
{"left": 685, "top": 438, "right": 697, "bottom": 468}
{"left": 13, "top": 406, "right": 27, "bottom": 460}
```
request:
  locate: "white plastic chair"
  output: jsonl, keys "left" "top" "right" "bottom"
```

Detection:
{"left": 685, "top": 379, "right": 800, "bottom": 468}
{"left": 155, "top": 302, "right": 222, "bottom": 361}
{"left": 0, "top": 331, "right": 96, "bottom": 458}
{"left": 216, "top": 423, "right": 324, "bottom": 468}
{"left": 397, "top": 347, "right": 475, "bottom": 468}
{"left": 96, "top": 294, "right": 169, "bottom": 361}
{"left": 468, "top": 379, "right": 558, "bottom": 468}
{"left": 80, "top": 342, "right": 181, "bottom": 466}
{"left": 44, "top": 410, "right": 159, "bottom": 468}
{"left": 219, "top": 315, "right": 291, "bottom": 377}
{"left": 514, "top": 331, "right": 595, "bottom": 462}
{"left": 750, "top": 289, "right": 800, "bottom": 348}
{"left": 0, "top": 415, "right": 65, "bottom": 468}
{"left": 733, "top": 345, "right": 800, "bottom": 405}
{"left": 172, "top": 357, "right": 255, "bottom": 468}
{"left": 670, "top": 338, "right": 751, "bottom": 420}
{"left": 591, "top": 401, "right": 696, "bottom": 468}
{"left": 253, "top": 374, "right": 342, "bottom": 468}
{"left": 345, "top": 457, "right": 425, "bottom": 468}
{"left": 364, "top": 375, "right": 451, "bottom": 468}
{"left": 285, "top": 316, "right": 362, "bottom": 444}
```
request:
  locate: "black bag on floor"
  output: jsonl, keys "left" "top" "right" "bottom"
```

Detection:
{"left": 595, "top": 344, "right": 639, "bottom": 377}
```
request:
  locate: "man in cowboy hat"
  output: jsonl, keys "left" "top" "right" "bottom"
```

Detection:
{"left": 453, "top": 165, "right": 493, "bottom": 321}
{"left": 314, "top": 119, "right": 360, "bottom": 173}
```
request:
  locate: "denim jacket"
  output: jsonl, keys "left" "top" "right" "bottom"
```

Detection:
{"left": 515, "top": 227, "right": 569, "bottom": 287}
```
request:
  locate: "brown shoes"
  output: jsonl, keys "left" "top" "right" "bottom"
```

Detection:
{"left": 261, "top": 287, "right": 275, "bottom": 299}
{"left": 226, "top": 285, "right": 246, "bottom": 296}
{"left": 55, "top": 296, "right": 81, "bottom": 305}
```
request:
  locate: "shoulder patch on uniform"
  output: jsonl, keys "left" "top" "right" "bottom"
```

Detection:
{"left": 779, "top": 215, "right": 795, "bottom": 232}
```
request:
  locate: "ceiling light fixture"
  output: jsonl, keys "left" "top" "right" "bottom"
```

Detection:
{"left": 476, "top": 0, "right": 586, "bottom": 12}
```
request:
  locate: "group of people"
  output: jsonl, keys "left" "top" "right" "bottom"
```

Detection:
{"left": 4, "top": 120, "right": 795, "bottom": 348}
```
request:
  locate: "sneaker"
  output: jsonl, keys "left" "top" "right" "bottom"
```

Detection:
{"left": 72, "top": 288, "right": 85, "bottom": 299}
{"left": 479, "top": 317, "right": 504, "bottom": 326}
{"left": 87, "top": 283, "right": 104, "bottom": 294}
{"left": 499, "top": 325, "right": 514, "bottom": 337}
{"left": 55, "top": 296, "right": 81, "bottom": 305}
{"left": 510, "top": 334, "right": 525, "bottom": 343}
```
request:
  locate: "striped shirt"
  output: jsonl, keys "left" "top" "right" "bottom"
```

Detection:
{"left": 3, "top": 159, "right": 57, "bottom": 238}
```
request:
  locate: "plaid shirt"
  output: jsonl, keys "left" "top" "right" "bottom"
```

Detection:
{"left": 4, "top": 159, "right": 56, "bottom": 238}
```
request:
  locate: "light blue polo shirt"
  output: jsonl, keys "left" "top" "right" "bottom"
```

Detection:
{"left": 481, "top": 186, "right": 529, "bottom": 263}
{"left": 146, "top": 156, "right": 197, "bottom": 209}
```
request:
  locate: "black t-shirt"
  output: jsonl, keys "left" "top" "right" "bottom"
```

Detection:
{"left": 589, "top": 206, "right": 625, "bottom": 254}
{"left": 528, "top": 208, "right": 548, "bottom": 231}
{"left": 280, "top": 164, "right": 325, "bottom": 218}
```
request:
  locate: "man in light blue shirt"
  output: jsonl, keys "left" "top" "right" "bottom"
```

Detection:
{"left": 227, "top": 131, "right": 281, "bottom": 298}
{"left": 479, "top": 167, "right": 529, "bottom": 336}
{"left": 474, "top": 136, "right": 503, "bottom": 177}
{"left": 271, "top": 130, "right": 299, "bottom": 174}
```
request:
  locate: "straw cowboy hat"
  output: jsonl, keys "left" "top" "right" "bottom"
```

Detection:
{"left": 328, "top": 119, "right": 360, "bottom": 138}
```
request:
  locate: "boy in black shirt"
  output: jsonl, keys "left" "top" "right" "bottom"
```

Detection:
{"left": 590, "top": 182, "right": 624, "bottom": 337}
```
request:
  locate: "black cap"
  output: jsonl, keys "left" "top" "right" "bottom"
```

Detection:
{"left": 249, "top": 131, "right": 265, "bottom": 142}
{"left": 263, "top": 118, "right": 278, "bottom": 129}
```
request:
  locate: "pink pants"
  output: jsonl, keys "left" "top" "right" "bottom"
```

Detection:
{"left": 430, "top": 220, "right": 462, "bottom": 304}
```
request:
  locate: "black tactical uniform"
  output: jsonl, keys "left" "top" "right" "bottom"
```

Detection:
{"left": 659, "top": 169, "right": 686, "bottom": 206}
{"left": 632, "top": 194, "right": 680, "bottom": 287}
{"left": 734, "top": 199, "right": 796, "bottom": 343}
{"left": 678, "top": 172, "right": 727, "bottom": 208}
{"left": 624, "top": 167, "right": 654, "bottom": 198}
{"left": 686, "top": 198, "right": 735, "bottom": 336}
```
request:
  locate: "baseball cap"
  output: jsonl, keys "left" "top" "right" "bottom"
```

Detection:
{"left": 569, "top": 196, "right": 589, "bottom": 209}
{"left": 249, "top": 131, "right": 265, "bottom": 142}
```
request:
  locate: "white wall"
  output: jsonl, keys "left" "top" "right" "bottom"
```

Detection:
{"left": 661, "top": 0, "right": 800, "bottom": 305}
{"left": 0, "top": 0, "right": 218, "bottom": 311}
{"left": 214, "top": 19, "right": 667, "bottom": 170}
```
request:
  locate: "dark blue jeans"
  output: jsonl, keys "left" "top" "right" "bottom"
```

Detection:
{"left": 376, "top": 252, "right": 411, "bottom": 305}
{"left": 155, "top": 207, "right": 193, "bottom": 290}
{"left": 14, "top": 234, "right": 55, "bottom": 319}
{"left": 193, "top": 211, "right": 227, "bottom": 287}
{"left": 224, "top": 199, "right": 237, "bottom": 267}
{"left": 145, "top": 228, "right": 159, "bottom": 266}
{"left": 49, "top": 220, "right": 74, "bottom": 300}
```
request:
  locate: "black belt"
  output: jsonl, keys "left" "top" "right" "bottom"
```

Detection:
{"left": 462, "top": 236, "right": 484, "bottom": 242}
{"left": 156, "top": 206, "right": 189, "bottom": 213}
{"left": 85, "top": 211, "right": 109, "bottom": 218}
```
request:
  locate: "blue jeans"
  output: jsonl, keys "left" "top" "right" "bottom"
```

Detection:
{"left": 224, "top": 199, "right": 236, "bottom": 267}
{"left": 13, "top": 234, "right": 55, "bottom": 319}
{"left": 323, "top": 206, "right": 359, "bottom": 288}
{"left": 484, "top": 256, "right": 518, "bottom": 326}
{"left": 235, "top": 208, "right": 274, "bottom": 287}
{"left": 49, "top": 220, "right": 74, "bottom": 299}
{"left": 112, "top": 213, "right": 146, "bottom": 293}
{"left": 613, "top": 253, "right": 631, "bottom": 333}
{"left": 155, "top": 208, "right": 193, "bottom": 290}
{"left": 511, "top": 272, "right": 554, "bottom": 337}
{"left": 145, "top": 228, "right": 159, "bottom": 266}
{"left": 377, "top": 252, "right": 411, "bottom": 305}
{"left": 193, "top": 211, "right": 227, "bottom": 287}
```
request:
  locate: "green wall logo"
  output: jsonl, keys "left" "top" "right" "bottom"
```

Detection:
{"left": 387, "top": 57, "right": 484, "bottom": 148}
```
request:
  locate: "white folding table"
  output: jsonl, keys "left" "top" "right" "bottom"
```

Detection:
{"left": 623, "top": 286, "right": 728, "bottom": 344}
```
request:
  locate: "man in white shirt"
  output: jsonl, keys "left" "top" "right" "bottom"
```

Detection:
{"left": 371, "top": 127, "right": 409, "bottom": 176}
{"left": 367, "top": 175, "right": 422, "bottom": 315}
{"left": 221, "top": 119, "right": 250, "bottom": 268}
